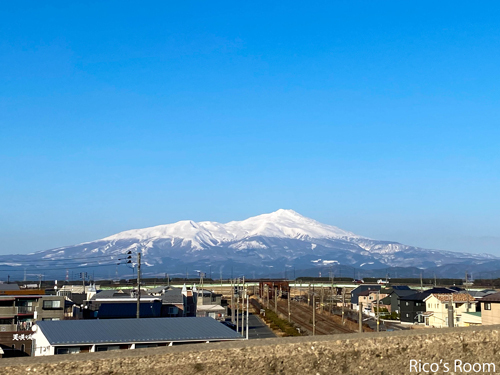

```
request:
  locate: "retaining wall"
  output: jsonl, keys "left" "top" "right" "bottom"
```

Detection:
{"left": 1, "top": 325, "right": 500, "bottom": 374}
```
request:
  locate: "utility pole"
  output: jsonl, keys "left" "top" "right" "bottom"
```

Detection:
{"left": 236, "top": 279, "right": 239, "bottom": 333}
{"left": 448, "top": 294, "right": 454, "bottom": 328}
{"left": 288, "top": 292, "right": 291, "bottom": 322}
{"left": 275, "top": 288, "right": 278, "bottom": 313}
{"left": 312, "top": 294, "right": 316, "bottom": 336}
{"left": 241, "top": 286, "right": 245, "bottom": 337}
{"left": 266, "top": 284, "right": 269, "bottom": 309}
{"left": 246, "top": 290, "right": 249, "bottom": 340}
{"left": 320, "top": 286, "right": 324, "bottom": 314}
{"left": 80, "top": 272, "right": 87, "bottom": 293}
{"left": 342, "top": 288, "right": 346, "bottom": 325}
{"left": 358, "top": 302, "right": 363, "bottom": 333}
{"left": 136, "top": 252, "right": 141, "bottom": 319}
{"left": 199, "top": 272, "right": 204, "bottom": 306}
{"left": 330, "top": 278, "right": 334, "bottom": 314}
{"left": 241, "top": 286, "right": 244, "bottom": 336}
{"left": 420, "top": 272, "right": 423, "bottom": 292}
{"left": 465, "top": 271, "right": 468, "bottom": 293}
{"left": 376, "top": 291, "right": 380, "bottom": 332}
{"left": 231, "top": 279, "right": 235, "bottom": 324}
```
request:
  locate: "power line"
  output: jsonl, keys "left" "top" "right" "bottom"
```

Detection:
{"left": 0, "top": 261, "right": 130, "bottom": 272}
{"left": 0, "top": 253, "right": 128, "bottom": 263}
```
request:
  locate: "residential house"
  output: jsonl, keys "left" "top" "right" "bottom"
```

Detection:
{"left": 399, "top": 288, "right": 456, "bottom": 324}
{"left": 386, "top": 288, "right": 417, "bottom": 316}
{"left": 462, "top": 312, "right": 481, "bottom": 326}
{"left": 479, "top": 292, "right": 500, "bottom": 325}
{"left": 85, "top": 286, "right": 196, "bottom": 319}
{"left": 32, "top": 317, "right": 243, "bottom": 356}
{"left": 422, "top": 293, "right": 477, "bottom": 328}
{"left": 350, "top": 285, "right": 381, "bottom": 311}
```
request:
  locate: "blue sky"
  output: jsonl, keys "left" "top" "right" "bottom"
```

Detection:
{"left": 1, "top": 1, "right": 499, "bottom": 255}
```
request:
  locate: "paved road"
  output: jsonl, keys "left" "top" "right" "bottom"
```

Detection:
{"left": 233, "top": 313, "right": 276, "bottom": 339}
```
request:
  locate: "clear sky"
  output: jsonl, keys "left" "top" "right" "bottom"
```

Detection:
{"left": 1, "top": 1, "right": 499, "bottom": 256}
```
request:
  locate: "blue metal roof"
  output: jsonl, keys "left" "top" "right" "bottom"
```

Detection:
{"left": 36, "top": 317, "right": 243, "bottom": 345}
{"left": 97, "top": 302, "right": 162, "bottom": 319}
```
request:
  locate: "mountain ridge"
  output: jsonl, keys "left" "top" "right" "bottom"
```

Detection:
{"left": 1, "top": 209, "right": 499, "bottom": 279}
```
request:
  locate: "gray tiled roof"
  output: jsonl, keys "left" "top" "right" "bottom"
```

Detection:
{"left": 36, "top": 317, "right": 242, "bottom": 345}
{"left": 160, "top": 288, "right": 183, "bottom": 304}
{"left": 0, "top": 283, "right": 20, "bottom": 291}
{"left": 480, "top": 292, "right": 500, "bottom": 302}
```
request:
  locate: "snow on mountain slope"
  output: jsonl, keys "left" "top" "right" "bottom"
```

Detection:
{"left": 102, "top": 209, "right": 361, "bottom": 250}
{"left": 1, "top": 209, "right": 499, "bottom": 279}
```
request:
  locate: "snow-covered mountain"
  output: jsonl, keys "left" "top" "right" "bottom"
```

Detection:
{"left": 1, "top": 209, "right": 499, "bottom": 279}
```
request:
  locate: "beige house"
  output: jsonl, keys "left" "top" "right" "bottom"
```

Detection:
{"left": 480, "top": 292, "right": 500, "bottom": 325}
{"left": 358, "top": 290, "right": 389, "bottom": 315}
{"left": 462, "top": 312, "right": 481, "bottom": 326}
{"left": 422, "top": 293, "right": 476, "bottom": 328}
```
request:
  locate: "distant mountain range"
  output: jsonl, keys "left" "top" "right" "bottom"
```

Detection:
{"left": 1, "top": 209, "right": 499, "bottom": 280}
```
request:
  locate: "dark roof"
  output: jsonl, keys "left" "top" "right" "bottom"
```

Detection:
{"left": 68, "top": 293, "right": 87, "bottom": 306}
{"left": 400, "top": 288, "right": 456, "bottom": 302}
{"left": 480, "top": 292, "right": 500, "bottom": 303}
{"left": 91, "top": 289, "right": 130, "bottom": 300}
{"left": 161, "top": 288, "right": 183, "bottom": 304}
{"left": 91, "top": 289, "right": 150, "bottom": 300}
{"left": 458, "top": 290, "right": 494, "bottom": 299}
{"left": 36, "top": 317, "right": 243, "bottom": 345}
{"left": 97, "top": 302, "right": 162, "bottom": 319}
{"left": 399, "top": 291, "right": 432, "bottom": 301}
{"left": 391, "top": 286, "right": 411, "bottom": 290}
{"left": 390, "top": 289, "right": 417, "bottom": 297}
{"left": 350, "top": 285, "right": 381, "bottom": 304}
{"left": 0, "top": 284, "right": 20, "bottom": 291}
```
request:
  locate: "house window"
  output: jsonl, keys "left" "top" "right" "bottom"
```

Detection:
{"left": 406, "top": 314, "right": 409, "bottom": 318}
{"left": 406, "top": 302, "right": 409, "bottom": 306}
{"left": 96, "top": 345, "right": 120, "bottom": 352}
{"left": 56, "top": 347, "right": 81, "bottom": 355}
{"left": 168, "top": 306, "right": 178, "bottom": 315}
{"left": 485, "top": 303, "right": 492, "bottom": 311}
{"left": 43, "top": 300, "right": 61, "bottom": 309}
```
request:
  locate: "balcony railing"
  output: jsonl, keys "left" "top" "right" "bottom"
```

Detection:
{"left": 17, "top": 306, "right": 34, "bottom": 314}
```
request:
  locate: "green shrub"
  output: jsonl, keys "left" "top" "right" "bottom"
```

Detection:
{"left": 262, "top": 308, "right": 301, "bottom": 336}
